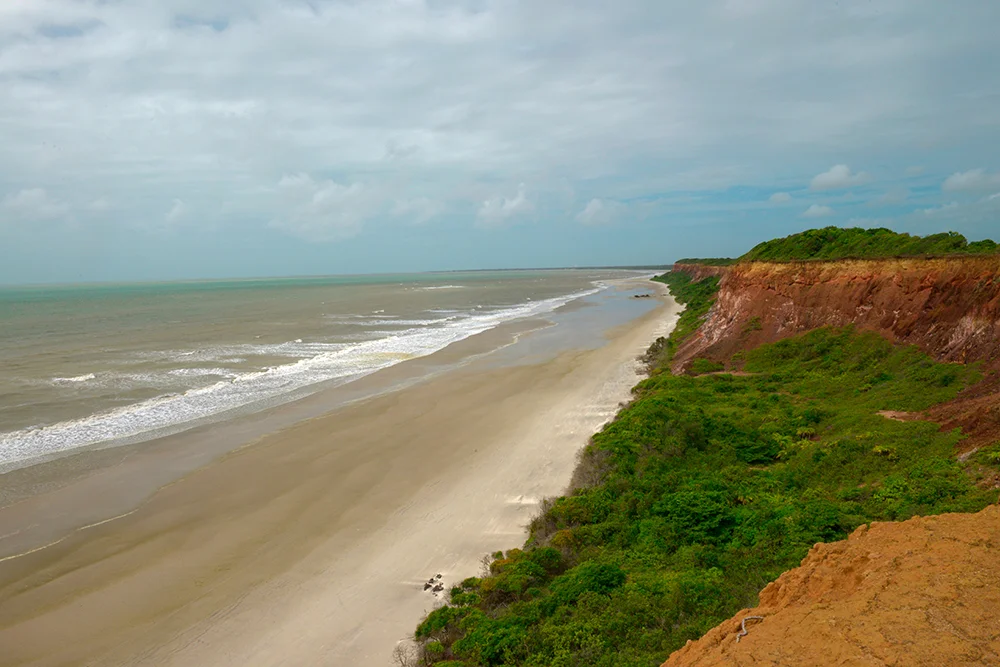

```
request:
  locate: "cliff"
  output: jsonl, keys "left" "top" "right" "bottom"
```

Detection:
{"left": 669, "top": 262, "right": 731, "bottom": 282}
{"left": 673, "top": 257, "right": 1000, "bottom": 368}
{"left": 658, "top": 255, "right": 1000, "bottom": 667}
{"left": 672, "top": 257, "right": 1000, "bottom": 451}
{"left": 663, "top": 505, "right": 1000, "bottom": 667}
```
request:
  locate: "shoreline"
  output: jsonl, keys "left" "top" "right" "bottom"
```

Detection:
{"left": 0, "top": 279, "right": 679, "bottom": 666}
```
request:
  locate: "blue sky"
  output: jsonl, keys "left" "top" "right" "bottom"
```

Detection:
{"left": 2, "top": 1, "right": 1000, "bottom": 283}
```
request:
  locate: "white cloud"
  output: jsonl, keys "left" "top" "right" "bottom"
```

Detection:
{"left": 872, "top": 188, "right": 909, "bottom": 205}
{"left": 575, "top": 198, "right": 625, "bottom": 226}
{"left": 802, "top": 204, "right": 833, "bottom": 218}
{"left": 942, "top": 169, "right": 1000, "bottom": 192}
{"left": 392, "top": 197, "right": 443, "bottom": 225}
{"left": 922, "top": 201, "right": 959, "bottom": 215}
{"left": 810, "top": 165, "right": 871, "bottom": 190}
{"left": 1, "top": 188, "right": 69, "bottom": 220}
{"left": 88, "top": 197, "right": 112, "bottom": 212}
{"left": 165, "top": 199, "right": 186, "bottom": 223}
{"left": 270, "top": 173, "right": 373, "bottom": 241}
{"left": 477, "top": 184, "right": 532, "bottom": 227}
{"left": 768, "top": 192, "right": 791, "bottom": 203}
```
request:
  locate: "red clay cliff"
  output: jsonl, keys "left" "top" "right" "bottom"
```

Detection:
{"left": 672, "top": 257, "right": 1000, "bottom": 451}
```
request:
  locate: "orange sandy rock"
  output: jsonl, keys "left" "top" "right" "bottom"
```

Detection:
{"left": 663, "top": 505, "right": 1000, "bottom": 667}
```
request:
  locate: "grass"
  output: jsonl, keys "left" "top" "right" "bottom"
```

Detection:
{"left": 410, "top": 327, "right": 999, "bottom": 667}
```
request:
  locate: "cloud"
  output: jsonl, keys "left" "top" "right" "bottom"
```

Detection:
{"left": 922, "top": 201, "right": 959, "bottom": 215}
{"left": 88, "top": 197, "right": 112, "bottom": 212}
{"left": 810, "top": 165, "right": 871, "bottom": 191}
{"left": 1, "top": 188, "right": 69, "bottom": 220}
{"left": 477, "top": 184, "right": 532, "bottom": 227}
{"left": 872, "top": 188, "right": 909, "bottom": 205}
{"left": 905, "top": 166, "right": 925, "bottom": 176}
{"left": 165, "top": 199, "right": 186, "bottom": 223}
{"left": 802, "top": 204, "right": 833, "bottom": 218}
{"left": 575, "top": 198, "right": 625, "bottom": 226}
{"left": 270, "top": 173, "right": 373, "bottom": 241}
{"left": 768, "top": 192, "right": 792, "bottom": 203}
{"left": 942, "top": 169, "right": 1000, "bottom": 192}
{"left": 3, "top": 0, "right": 1000, "bottom": 281}
{"left": 392, "top": 197, "right": 443, "bottom": 225}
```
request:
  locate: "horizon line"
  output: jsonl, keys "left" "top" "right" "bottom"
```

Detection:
{"left": 0, "top": 264, "right": 674, "bottom": 290}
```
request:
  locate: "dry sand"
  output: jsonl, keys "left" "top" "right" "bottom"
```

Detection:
{"left": 0, "top": 283, "right": 680, "bottom": 667}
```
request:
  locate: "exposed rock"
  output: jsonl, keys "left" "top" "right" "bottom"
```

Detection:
{"left": 663, "top": 505, "right": 1000, "bottom": 667}
{"left": 671, "top": 263, "right": 732, "bottom": 281}
{"left": 876, "top": 410, "right": 923, "bottom": 422}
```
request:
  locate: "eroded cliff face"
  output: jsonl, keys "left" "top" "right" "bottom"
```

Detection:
{"left": 673, "top": 257, "right": 1000, "bottom": 370}
{"left": 670, "top": 263, "right": 731, "bottom": 282}
{"left": 671, "top": 258, "right": 1000, "bottom": 451}
{"left": 663, "top": 505, "right": 1000, "bottom": 667}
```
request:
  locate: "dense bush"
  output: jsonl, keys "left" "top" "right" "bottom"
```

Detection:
{"left": 413, "top": 327, "right": 999, "bottom": 666}
{"left": 741, "top": 226, "right": 998, "bottom": 262}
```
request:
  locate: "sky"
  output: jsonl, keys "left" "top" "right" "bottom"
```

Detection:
{"left": 2, "top": 0, "right": 1000, "bottom": 284}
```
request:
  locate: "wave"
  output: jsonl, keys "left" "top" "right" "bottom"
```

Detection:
{"left": 132, "top": 341, "right": 349, "bottom": 365}
{"left": 52, "top": 373, "right": 96, "bottom": 384}
{"left": 0, "top": 286, "right": 602, "bottom": 468}
{"left": 420, "top": 285, "right": 466, "bottom": 290}
{"left": 340, "top": 317, "right": 457, "bottom": 327}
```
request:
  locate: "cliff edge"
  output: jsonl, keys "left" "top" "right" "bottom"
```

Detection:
{"left": 663, "top": 504, "right": 1000, "bottom": 667}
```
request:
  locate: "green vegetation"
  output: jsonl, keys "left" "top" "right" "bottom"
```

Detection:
{"left": 741, "top": 227, "right": 998, "bottom": 262}
{"left": 673, "top": 258, "right": 738, "bottom": 266}
{"left": 412, "top": 327, "right": 999, "bottom": 666}
{"left": 688, "top": 358, "right": 725, "bottom": 375}
{"left": 642, "top": 272, "right": 721, "bottom": 370}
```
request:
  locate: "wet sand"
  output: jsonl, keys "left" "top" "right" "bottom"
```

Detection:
{"left": 0, "top": 282, "right": 679, "bottom": 666}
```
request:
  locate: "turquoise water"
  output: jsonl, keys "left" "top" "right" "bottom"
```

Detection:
{"left": 0, "top": 270, "right": 643, "bottom": 469}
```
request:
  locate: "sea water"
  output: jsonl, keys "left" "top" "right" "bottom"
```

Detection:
{"left": 0, "top": 270, "right": 645, "bottom": 470}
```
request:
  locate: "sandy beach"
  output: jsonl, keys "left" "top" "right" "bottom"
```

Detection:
{"left": 0, "top": 281, "right": 679, "bottom": 667}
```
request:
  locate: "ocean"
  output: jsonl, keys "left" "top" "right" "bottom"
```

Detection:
{"left": 0, "top": 269, "right": 647, "bottom": 471}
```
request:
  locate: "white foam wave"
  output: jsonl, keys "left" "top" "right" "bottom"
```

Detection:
{"left": 132, "top": 341, "right": 348, "bottom": 365}
{"left": 342, "top": 317, "right": 455, "bottom": 327}
{"left": 52, "top": 373, "right": 96, "bottom": 384}
{"left": 0, "top": 286, "right": 602, "bottom": 467}
{"left": 166, "top": 368, "right": 240, "bottom": 379}
{"left": 420, "top": 285, "right": 465, "bottom": 290}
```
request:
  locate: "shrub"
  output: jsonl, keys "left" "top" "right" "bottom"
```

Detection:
{"left": 741, "top": 226, "right": 998, "bottom": 262}
{"left": 690, "top": 357, "right": 725, "bottom": 375}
